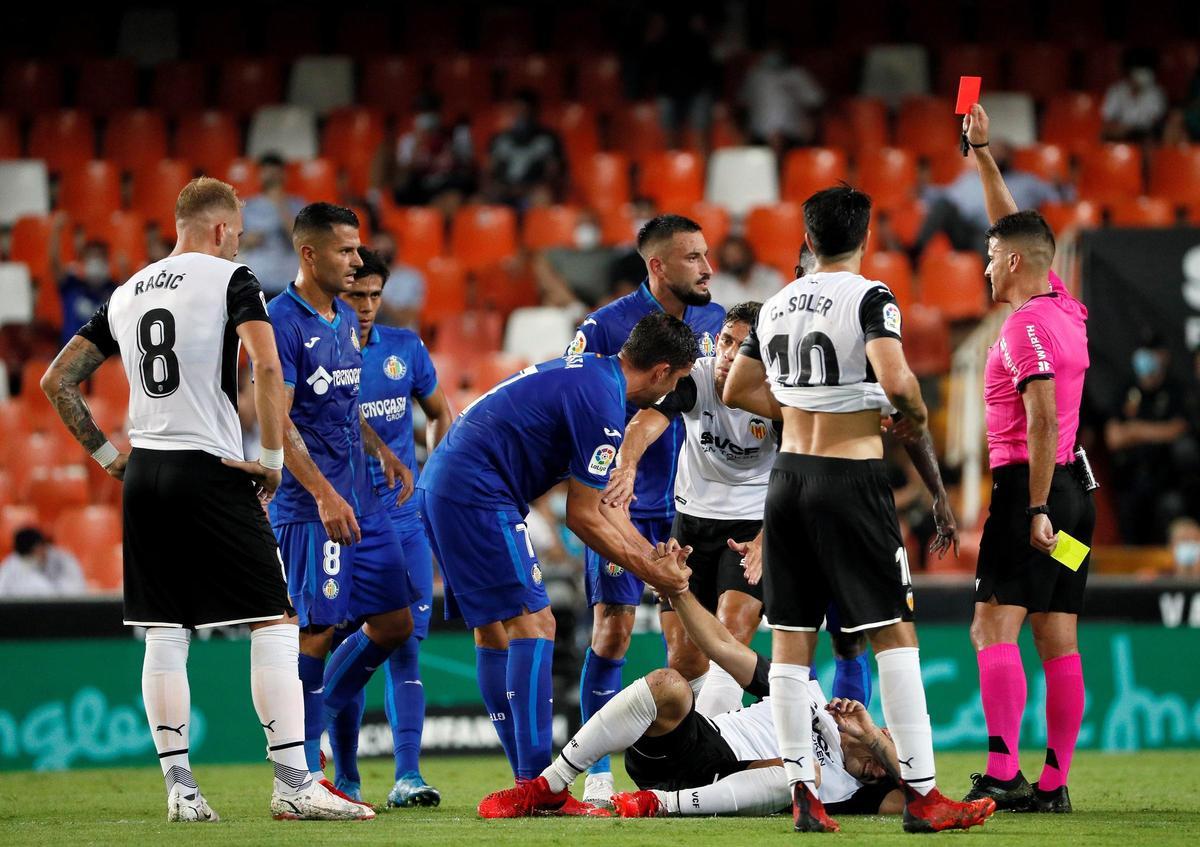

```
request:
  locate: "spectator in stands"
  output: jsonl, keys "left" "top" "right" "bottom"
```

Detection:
{"left": 50, "top": 214, "right": 119, "bottom": 348}
{"left": 0, "top": 527, "right": 87, "bottom": 598}
{"left": 640, "top": 11, "right": 720, "bottom": 148}
{"left": 910, "top": 140, "right": 1067, "bottom": 260}
{"left": 388, "top": 93, "right": 476, "bottom": 217}
{"left": 739, "top": 41, "right": 824, "bottom": 153}
{"left": 370, "top": 230, "right": 426, "bottom": 329}
{"left": 236, "top": 153, "right": 305, "bottom": 298}
{"left": 707, "top": 235, "right": 785, "bottom": 306}
{"left": 486, "top": 90, "right": 565, "bottom": 209}
{"left": 1104, "top": 335, "right": 1196, "bottom": 544}
{"left": 532, "top": 209, "right": 619, "bottom": 308}
{"left": 1102, "top": 49, "right": 1168, "bottom": 142}
{"left": 1171, "top": 517, "right": 1200, "bottom": 579}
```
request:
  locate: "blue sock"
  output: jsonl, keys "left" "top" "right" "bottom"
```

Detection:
{"left": 833, "top": 654, "right": 873, "bottom": 707}
{"left": 323, "top": 627, "right": 392, "bottom": 723}
{"left": 507, "top": 638, "right": 554, "bottom": 781}
{"left": 385, "top": 637, "right": 424, "bottom": 780}
{"left": 476, "top": 646, "right": 519, "bottom": 775}
{"left": 579, "top": 648, "right": 624, "bottom": 775}
{"left": 298, "top": 652, "right": 326, "bottom": 773}
{"left": 329, "top": 688, "right": 365, "bottom": 784}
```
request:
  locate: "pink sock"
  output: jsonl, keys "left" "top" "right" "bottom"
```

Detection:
{"left": 1039, "top": 653, "right": 1084, "bottom": 791}
{"left": 977, "top": 643, "right": 1025, "bottom": 781}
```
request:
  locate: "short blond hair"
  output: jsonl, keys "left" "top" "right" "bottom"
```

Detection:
{"left": 175, "top": 177, "right": 241, "bottom": 225}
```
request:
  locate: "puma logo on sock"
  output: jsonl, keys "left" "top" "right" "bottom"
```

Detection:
{"left": 898, "top": 756, "right": 915, "bottom": 768}
{"left": 156, "top": 723, "right": 185, "bottom": 736}
{"left": 261, "top": 720, "right": 277, "bottom": 732}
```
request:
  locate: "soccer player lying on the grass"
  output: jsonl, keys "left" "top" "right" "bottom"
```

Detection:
{"left": 479, "top": 581, "right": 995, "bottom": 826}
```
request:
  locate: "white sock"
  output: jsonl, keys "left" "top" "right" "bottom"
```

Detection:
{"left": 543, "top": 677, "right": 657, "bottom": 793}
{"left": 695, "top": 661, "right": 745, "bottom": 716}
{"left": 250, "top": 624, "right": 313, "bottom": 795}
{"left": 769, "top": 663, "right": 816, "bottom": 790}
{"left": 660, "top": 766, "right": 790, "bottom": 816}
{"left": 877, "top": 647, "right": 936, "bottom": 795}
{"left": 143, "top": 628, "right": 196, "bottom": 797}
{"left": 687, "top": 671, "right": 708, "bottom": 700}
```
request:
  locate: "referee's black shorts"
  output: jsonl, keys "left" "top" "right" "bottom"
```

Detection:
{"left": 976, "top": 463, "right": 1094, "bottom": 614}
{"left": 661, "top": 512, "right": 763, "bottom": 613}
{"left": 762, "top": 454, "right": 912, "bottom": 633}
{"left": 122, "top": 448, "right": 292, "bottom": 629}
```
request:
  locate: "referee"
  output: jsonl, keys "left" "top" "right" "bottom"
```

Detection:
{"left": 959, "top": 105, "right": 1094, "bottom": 814}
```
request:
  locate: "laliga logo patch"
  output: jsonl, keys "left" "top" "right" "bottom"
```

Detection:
{"left": 531, "top": 564, "right": 544, "bottom": 585}
{"left": 906, "top": 589, "right": 915, "bottom": 612}
{"left": 383, "top": 355, "right": 407, "bottom": 380}
{"left": 568, "top": 330, "right": 587, "bottom": 355}
{"left": 605, "top": 562, "right": 625, "bottom": 577}
{"left": 749, "top": 418, "right": 768, "bottom": 440}
{"left": 883, "top": 302, "right": 902, "bottom": 336}
{"left": 699, "top": 332, "right": 715, "bottom": 357}
{"left": 306, "top": 366, "right": 333, "bottom": 396}
{"left": 588, "top": 444, "right": 617, "bottom": 476}
{"left": 323, "top": 578, "right": 340, "bottom": 600}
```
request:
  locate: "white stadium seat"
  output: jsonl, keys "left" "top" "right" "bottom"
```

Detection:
{"left": 861, "top": 44, "right": 931, "bottom": 106}
{"left": 705, "top": 147, "right": 780, "bottom": 217}
{"left": 0, "top": 161, "right": 50, "bottom": 226}
{"left": 246, "top": 105, "right": 319, "bottom": 162}
{"left": 287, "top": 56, "right": 355, "bottom": 116}
{"left": 0, "top": 263, "right": 34, "bottom": 325}
{"left": 979, "top": 92, "right": 1038, "bottom": 147}
{"left": 503, "top": 307, "right": 577, "bottom": 362}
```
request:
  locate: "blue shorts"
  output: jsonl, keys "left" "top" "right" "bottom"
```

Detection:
{"left": 275, "top": 509, "right": 414, "bottom": 629}
{"left": 584, "top": 514, "right": 673, "bottom": 607}
{"left": 419, "top": 489, "right": 549, "bottom": 630}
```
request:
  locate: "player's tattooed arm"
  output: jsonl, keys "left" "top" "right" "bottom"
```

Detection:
{"left": 893, "top": 420, "right": 959, "bottom": 557}
{"left": 41, "top": 336, "right": 110, "bottom": 454}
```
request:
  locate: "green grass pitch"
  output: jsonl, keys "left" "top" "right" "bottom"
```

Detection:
{"left": 1, "top": 751, "right": 1197, "bottom": 846}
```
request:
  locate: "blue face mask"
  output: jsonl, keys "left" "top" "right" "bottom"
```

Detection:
{"left": 1175, "top": 541, "right": 1200, "bottom": 570}
{"left": 1132, "top": 349, "right": 1160, "bottom": 380}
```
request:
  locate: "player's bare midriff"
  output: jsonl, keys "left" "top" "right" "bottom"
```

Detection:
{"left": 779, "top": 407, "right": 884, "bottom": 460}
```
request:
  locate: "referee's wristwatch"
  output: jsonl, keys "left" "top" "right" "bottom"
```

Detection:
{"left": 1025, "top": 504, "right": 1050, "bottom": 518}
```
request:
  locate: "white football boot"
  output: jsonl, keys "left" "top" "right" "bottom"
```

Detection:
{"left": 271, "top": 778, "right": 376, "bottom": 820}
{"left": 166, "top": 784, "right": 220, "bottom": 822}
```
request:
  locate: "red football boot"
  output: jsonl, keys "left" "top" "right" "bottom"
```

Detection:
{"left": 903, "top": 786, "right": 996, "bottom": 833}
{"left": 611, "top": 790, "right": 665, "bottom": 818}
{"left": 793, "top": 782, "right": 840, "bottom": 833}
{"left": 478, "top": 776, "right": 577, "bottom": 818}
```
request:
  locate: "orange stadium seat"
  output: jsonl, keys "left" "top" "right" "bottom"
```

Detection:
{"left": 58, "top": 161, "right": 122, "bottom": 232}
{"left": 0, "top": 112, "right": 19, "bottom": 158}
{"left": 421, "top": 257, "right": 468, "bottom": 327}
{"left": 1081, "top": 43, "right": 1125, "bottom": 93}
{"left": 28, "top": 110, "right": 95, "bottom": 173}
{"left": 572, "top": 151, "right": 631, "bottom": 213}
{"left": 598, "top": 204, "right": 637, "bottom": 247}
{"left": 53, "top": 504, "right": 121, "bottom": 569}
{"left": 574, "top": 53, "right": 624, "bottom": 114}
{"left": 473, "top": 262, "right": 539, "bottom": 316}
{"left": 1013, "top": 143, "right": 1070, "bottom": 183}
{"left": 522, "top": 205, "right": 579, "bottom": 250}
{"left": 686, "top": 202, "right": 731, "bottom": 249}
{"left": 0, "top": 470, "right": 12, "bottom": 509}
{"left": 87, "top": 357, "right": 130, "bottom": 408}
{"left": 613, "top": 101, "right": 668, "bottom": 168}
{"left": 175, "top": 111, "right": 240, "bottom": 178}
{"left": 926, "top": 148, "right": 972, "bottom": 185}
{"left": 285, "top": 158, "right": 338, "bottom": 203}
{"left": 384, "top": 207, "right": 445, "bottom": 268}
{"left": 1108, "top": 196, "right": 1177, "bottom": 227}
{"left": 705, "top": 101, "right": 745, "bottom": 151}
{"left": 903, "top": 304, "right": 952, "bottom": 376}
{"left": 0, "top": 506, "right": 41, "bottom": 558}
{"left": 77, "top": 59, "right": 137, "bottom": 116}
{"left": 9, "top": 214, "right": 74, "bottom": 286}
{"left": 919, "top": 251, "right": 988, "bottom": 321}
{"left": 744, "top": 203, "right": 806, "bottom": 277}
{"left": 86, "top": 210, "right": 148, "bottom": 273}
{"left": 321, "top": 107, "right": 386, "bottom": 196}
{"left": 1041, "top": 200, "right": 1102, "bottom": 235}
{"left": 429, "top": 351, "right": 468, "bottom": 395}
{"left": 79, "top": 394, "right": 127, "bottom": 437}
{"left": 2, "top": 60, "right": 62, "bottom": 115}
{"left": 1077, "top": 144, "right": 1143, "bottom": 204}
{"left": 433, "top": 311, "right": 504, "bottom": 357}
{"left": 6, "top": 431, "right": 81, "bottom": 494}
{"left": 361, "top": 57, "right": 416, "bottom": 116}
{"left": 896, "top": 97, "right": 958, "bottom": 159}
{"left": 857, "top": 147, "right": 918, "bottom": 211}
{"left": 433, "top": 54, "right": 491, "bottom": 118}
{"left": 879, "top": 199, "right": 926, "bottom": 248}
{"left": 639, "top": 151, "right": 705, "bottom": 210}
{"left": 862, "top": 251, "right": 914, "bottom": 312}
{"left": 843, "top": 98, "right": 889, "bottom": 152}
{"left": 503, "top": 54, "right": 566, "bottom": 105}
{"left": 472, "top": 353, "right": 530, "bottom": 392}
{"left": 1006, "top": 43, "right": 1070, "bottom": 102}
{"left": 130, "top": 159, "right": 192, "bottom": 240}
{"left": 149, "top": 61, "right": 208, "bottom": 118}
{"left": 1149, "top": 145, "right": 1200, "bottom": 208}
{"left": 936, "top": 45, "right": 1002, "bottom": 98}
{"left": 25, "top": 466, "right": 89, "bottom": 523}
{"left": 103, "top": 110, "right": 169, "bottom": 175}
{"left": 224, "top": 157, "right": 261, "bottom": 197}
{"left": 544, "top": 102, "right": 600, "bottom": 164}
{"left": 217, "top": 58, "right": 283, "bottom": 117}
{"left": 0, "top": 398, "right": 32, "bottom": 448}
{"left": 86, "top": 543, "right": 124, "bottom": 591}
{"left": 1041, "top": 93, "right": 1104, "bottom": 156}
{"left": 782, "top": 148, "right": 848, "bottom": 204}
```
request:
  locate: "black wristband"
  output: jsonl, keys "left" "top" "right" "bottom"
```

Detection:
{"left": 1025, "top": 504, "right": 1050, "bottom": 517}
{"left": 969, "top": 140, "right": 990, "bottom": 149}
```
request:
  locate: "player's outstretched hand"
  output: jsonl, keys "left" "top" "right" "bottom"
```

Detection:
{"left": 377, "top": 445, "right": 415, "bottom": 506}
{"left": 600, "top": 464, "right": 637, "bottom": 510}
{"left": 728, "top": 535, "right": 763, "bottom": 585}
{"left": 317, "top": 488, "right": 362, "bottom": 546}
{"left": 646, "top": 539, "right": 692, "bottom": 596}
{"left": 929, "top": 494, "right": 960, "bottom": 558}
{"left": 105, "top": 451, "right": 130, "bottom": 481}
{"left": 963, "top": 103, "right": 989, "bottom": 147}
{"left": 222, "top": 458, "right": 282, "bottom": 504}
{"left": 1030, "top": 513, "right": 1057, "bottom": 555}
{"left": 825, "top": 698, "right": 877, "bottom": 740}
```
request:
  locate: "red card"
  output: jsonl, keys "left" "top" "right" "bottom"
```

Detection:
{"left": 955, "top": 76, "right": 982, "bottom": 114}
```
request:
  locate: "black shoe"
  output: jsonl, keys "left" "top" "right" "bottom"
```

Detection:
{"left": 1018, "top": 782, "right": 1072, "bottom": 813}
{"left": 963, "top": 771, "right": 1034, "bottom": 810}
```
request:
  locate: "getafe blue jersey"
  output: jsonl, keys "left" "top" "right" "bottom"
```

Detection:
{"left": 359, "top": 324, "right": 438, "bottom": 524}
{"left": 566, "top": 280, "right": 726, "bottom": 517}
{"left": 267, "top": 284, "right": 380, "bottom": 525}
{"left": 418, "top": 353, "right": 627, "bottom": 515}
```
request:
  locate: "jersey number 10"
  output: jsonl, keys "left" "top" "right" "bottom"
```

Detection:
{"left": 767, "top": 332, "right": 841, "bottom": 386}
{"left": 137, "top": 308, "right": 181, "bottom": 397}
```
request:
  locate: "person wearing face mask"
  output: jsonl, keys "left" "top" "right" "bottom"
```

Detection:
{"left": 485, "top": 90, "right": 565, "bottom": 209}
{"left": 707, "top": 236, "right": 785, "bottom": 306}
{"left": 49, "top": 214, "right": 121, "bottom": 348}
{"left": 532, "top": 210, "right": 619, "bottom": 308}
{"left": 1169, "top": 517, "right": 1200, "bottom": 578}
{"left": 391, "top": 92, "right": 476, "bottom": 215}
{"left": 1102, "top": 49, "right": 1168, "bottom": 142}
{"left": 739, "top": 40, "right": 824, "bottom": 155}
{"left": 371, "top": 231, "right": 426, "bottom": 329}
{"left": 238, "top": 153, "right": 306, "bottom": 298}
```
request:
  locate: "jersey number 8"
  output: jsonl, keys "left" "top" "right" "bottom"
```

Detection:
{"left": 137, "top": 308, "right": 181, "bottom": 397}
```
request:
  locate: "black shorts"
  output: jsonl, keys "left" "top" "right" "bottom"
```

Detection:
{"left": 976, "top": 464, "right": 1095, "bottom": 614}
{"left": 762, "top": 454, "right": 911, "bottom": 633}
{"left": 122, "top": 448, "right": 292, "bottom": 629}
{"left": 623, "top": 706, "right": 750, "bottom": 791}
{"left": 825, "top": 780, "right": 900, "bottom": 815}
{"left": 660, "top": 513, "right": 763, "bottom": 613}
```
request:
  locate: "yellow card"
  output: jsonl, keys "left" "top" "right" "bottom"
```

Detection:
{"left": 1051, "top": 531, "right": 1090, "bottom": 571}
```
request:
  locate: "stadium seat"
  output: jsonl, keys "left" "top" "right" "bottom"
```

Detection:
{"left": 217, "top": 58, "right": 283, "bottom": 117}
{"left": 2, "top": 60, "right": 62, "bottom": 115}
{"left": 782, "top": 148, "right": 849, "bottom": 204}
{"left": 1041, "top": 93, "right": 1103, "bottom": 156}
{"left": 433, "top": 54, "right": 491, "bottom": 118}
{"left": 706, "top": 100, "right": 745, "bottom": 151}
{"left": 0, "top": 264, "right": 33, "bottom": 326}
{"left": 1149, "top": 145, "right": 1200, "bottom": 209}
{"left": 78, "top": 59, "right": 137, "bottom": 116}
{"left": 58, "top": 161, "right": 122, "bottom": 232}
{"left": 744, "top": 203, "right": 805, "bottom": 278}
{"left": 1077, "top": 144, "right": 1143, "bottom": 204}
{"left": 1012, "top": 144, "right": 1069, "bottom": 183}
{"left": 857, "top": 147, "right": 918, "bottom": 211}
{"left": 28, "top": 110, "right": 95, "bottom": 174}
{"left": 53, "top": 504, "right": 121, "bottom": 569}
{"left": 706, "top": 147, "right": 780, "bottom": 217}
{"left": 429, "top": 351, "right": 468, "bottom": 395}
{"left": 421, "top": 257, "right": 468, "bottom": 327}
{"left": 474, "top": 262, "right": 539, "bottom": 316}
{"left": 926, "top": 148, "right": 972, "bottom": 185}
{"left": 1108, "top": 196, "right": 1177, "bottom": 227}
{"left": 896, "top": 97, "right": 958, "bottom": 159}
{"left": 6, "top": 430, "right": 79, "bottom": 494}
{"left": 686, "top": 202, "right": 731, "bottom": 250}
{"left": 320, "top": 107, "right": 385, "bottom": 197}
{"left": 0, "top": 112, "right": 19, "bottom": 159}
{"left": 130, "top": 159, "right": 191, "bottom": 240}
{"left": 433, "top": 311, "right": 504, "bottom": 357}
{"left": 8, "top": 215, "right": 70, "bottom": 286}
{"left": 285, "top": 158, "right": 338, "bottom": 203}
{"left": 361, "top": 57, "right": 415, "bottom": 116}
{"left": 383, "top": 207, "right": 445, "bottom": 268}
{"left": 25, "top": 466, "right": 89, "bottom": 523}
{"left": 503, "top": 306, "right": 577, "bottom": 362}
{"left": 451, "top": 205, "right": 518, "bottom": 272}
{"left": 175, "top": 111, "right": 240, "bottom": 177}
{"left": 544, "top": 102, "right": 600, "bottom": 164}
{"left": 598, "top": 203, "right": 638, "bottom": 247}
{"left": 903, "top": 304, "right": 952, "bottom": 376}
{"left": 614, "top": 101, "right": 669, "bottom": 168}
{"left": 522, "top": 205, "right": 579, "bottom": 250}
{"left": 88, "top": 542, "right": 124, "bottom": 591}
{"left": 471, "top": 352, "right": 530, "bottom": 394}
{"left": 861, "top": 251, "right": 914, "bottom": 312}
{"left": 224, "top": 158, "right": 261, "bottom": 197}
{"left": 572, "top": 151, "right": 631, "bottom": 213}
{"left": 1006, "top": 43, "right": 1070, "bottom": 102}
{"left": 574, "top": 53, "right": 623, "bottom": 114}
{"left": 842, "top": 97, "right": 890, "bottom": 151}
{"left": 936, "top": 45, "right": 1002, "bottom": 97}
{"left": 978, "top": 93, "right": 1037, "bottom": 147}
{"left": 640, "top": 151, "right": 705, "bottom": 210}
{"left": 502, "top": 55, "right": 566, "bottom": 105}
{"left": 246, "top": 105, "right": 318, "bottom": 162}
{"left": 87, "top": 210, "right": 148, "bottom": 272}
{"left": 287, "top": 55, "right": 355, "bottom": 116}
{"left": 0, "top": 505, "right": 40, "bottom": 558}
{"left": 87, "top": 357, "right": 130, "bottom": 408}
{"left": 1040, "top": 200, "right": 1102, "bottom": 235}
{"left": 149, "top": 61, "right": 207, "bottom": 117}
{"left": 861, "top": 45, "right": 931, "bottom": 106}
{"left": 919, "top": 251, "right": 988, "bottom": 321}
{"left": 0, "top": 398, "right": 32, "bottom": 447}
{"left": 103, "top": 110, "right": 169, "bottom": 175}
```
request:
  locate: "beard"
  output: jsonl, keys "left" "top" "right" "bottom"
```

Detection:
{"left": 669, "top": 275, "right": 712, "bottom": 306}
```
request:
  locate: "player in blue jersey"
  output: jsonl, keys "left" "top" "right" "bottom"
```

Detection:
{"left": 417, "top": 313, "right": 697, "bottom": 811}
{"left": 325, "top": 247, "right": 454, "bottom": 808}
{"left": 564, "top": 214, "right": 726, "bottom": 805}
{"left": 266, "top": 204, "right": 418, "bottom": 803}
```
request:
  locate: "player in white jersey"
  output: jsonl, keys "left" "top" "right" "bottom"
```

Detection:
{"left": 601, "top": 302, "right": 774, "bottom": 715}
{"left": 724, "top": 185, "right": 990, "bottom": 834}
{"left": 40, "top": 177, "right": 371, "bottom": 823}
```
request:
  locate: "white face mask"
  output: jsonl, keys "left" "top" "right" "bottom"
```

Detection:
{"left": 574, "top": 222, "right": 601, "bottom": 250}
{"left": 1175, "top": 541, "right": 1200, "bottom": 569}
{"left": 84, "top": 257, "right": 110, "bottom": 283}
{"left": 1131, "top": 67, "right": 1154, "bottom": 87}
